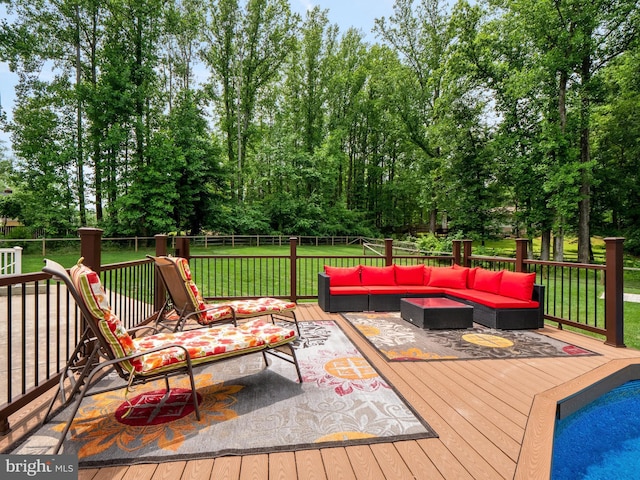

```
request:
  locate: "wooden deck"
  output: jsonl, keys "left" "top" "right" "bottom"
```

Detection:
{"left": 6, "top": 303, "right": 640, "bottom": 480}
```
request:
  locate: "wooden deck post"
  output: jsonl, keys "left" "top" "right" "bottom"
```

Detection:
{"left": 175, "top": 236, "right": 190, "bottom": 260}
{"left": 290, "top": 237, "right": 298, "bottom": 302}
{"left": 462, "top": 240, "right": 473, "bottom": 267}
{"left": 515, "top": 238, "right": 528, "bottom": 272}
{"left": 452, "top": 240, "right": 461, "bottom": 265}
{"left": 79, "top": 227, "right": 103, "bottom": 272}
{"left": 385, "top": 238, "right": 393, "bottom": 266}
{"left": 604, "top": 237, "right": 626, "bottom": 348}
{"left": 154, "top": 235, "right": 168, "bottom": 312}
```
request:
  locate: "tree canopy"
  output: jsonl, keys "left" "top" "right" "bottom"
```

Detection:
{"left": 0, "top": 0, "right": 639, "bottom": 261}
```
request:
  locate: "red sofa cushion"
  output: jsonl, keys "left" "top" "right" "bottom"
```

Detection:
{"left": 447, "top": 289, "right": 539, "bottom": 309}
{"left": 423, "top": 266, "right": 433, "bottom": 285}
{"left": 361, "top": 265, "right": 396, "bottom": 286}
{"left": 428, "top": 266, "right": 468, "bottom": 289}
{"left": 394, "top": 264, "right": 425, "bottom": 285}
{"left": 467, "top": 267, "right": 479, "bottom": 288}
{"left": 402, "top": 286, "right": 447, "bottom": 295}
{"left": 325, "top": 265, "right": 361, "bottom": 286}
{"left": 473, "top": 269, "right": 503, "bottom": 294}
{"left": 452, "top": 264, "right": 479, "bottom": 288}
{"left": 366, "top": 285, "right": 410, "bottom": 294}
{"left": 329, "top": 286, "right": 369, "bottom": 295}
{"left": 499, "top": 271, "right": 537, "bottom": 301}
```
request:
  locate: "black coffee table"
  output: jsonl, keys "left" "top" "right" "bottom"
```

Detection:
{"left": 400, "top": 297, "right": 473, "bottom": 329}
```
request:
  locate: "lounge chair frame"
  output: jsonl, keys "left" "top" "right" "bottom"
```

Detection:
{"left": 150, "top": 255, "right": 300, "bottom": 335}
{"left": 41, "top": 259, "right": 302, "bottom": 455}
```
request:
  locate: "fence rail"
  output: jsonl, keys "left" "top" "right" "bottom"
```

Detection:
{"left": 0, "top": 231, "right": 627, "bottom": 436}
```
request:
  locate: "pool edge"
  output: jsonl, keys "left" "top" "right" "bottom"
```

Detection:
{"left": 515, "top": 358, "right": 640, "bottom": 479}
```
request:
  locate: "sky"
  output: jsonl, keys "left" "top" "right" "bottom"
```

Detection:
{"left": 0, "top": 0, "right": 396, "bottom": 154}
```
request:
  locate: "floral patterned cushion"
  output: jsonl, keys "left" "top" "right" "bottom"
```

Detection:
{"left": 70, "top": 260, "right": 137, "bottom": 366}
{"left": 131, "top": 325, "right": 266, "bottom": 375}
{"left": 199, "top": 303, "right": 235, "bottom": 326}
{"left": 226, "top": 297, "right": 296, "bottom": 318}
{"left": 239, "top": 319, "right": 297, "bottom": 347}
{"left": 165, "top": 257, "right": 234, "bottom": 325}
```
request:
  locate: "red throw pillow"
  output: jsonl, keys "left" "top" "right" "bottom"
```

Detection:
{"left": 473, "top": 269, "right": 503, "bottom": 294}
{"left": 394, "top": 264, "right": 425, "bottom": 285}
{"left": 428, "top": 266, "right": 468, "bottom": 289}
{"left": 361, "top": 265, "right": 396, "bottom": 286}
{"left": 467, "top": 267, "right": 479, "bottom": 288}
{"left": 423, "top": 266, "right": 433, "bottom": 285}
{"left": 324, "top": 265, "right": 361, "bottom": 286}
{"left": 452, "top": 264, "right": 475, "bottom": 288}
{"left": 499, "top": 271, "right": 536, "bottom": 300}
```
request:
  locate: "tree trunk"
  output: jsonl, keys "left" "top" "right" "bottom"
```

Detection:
{"left": 553, "top": 229, "right": 564, "bottom": 262}
{"left": 540, "top": 229, "right": 551, "bottom": 261}
{"left": 75, "top": 5, "right": 86, "bottom": 226}
{"left": 429, "top": 209, "right": 437, "bottom": 233}
{"left": 578, "top": 54, "right": 592, "bottom": 263}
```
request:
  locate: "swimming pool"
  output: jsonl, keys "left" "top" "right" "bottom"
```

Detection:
{"left": 552, "top": 379, "right": 640, "bottom": 479}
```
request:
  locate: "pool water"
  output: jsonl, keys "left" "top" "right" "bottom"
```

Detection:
{"left": 552, "top": 379, "right": 640, "bottom": 479}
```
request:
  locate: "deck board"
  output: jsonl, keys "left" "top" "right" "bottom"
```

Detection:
{"left": 7, "top": 304, "right": 640, "bottom": 479}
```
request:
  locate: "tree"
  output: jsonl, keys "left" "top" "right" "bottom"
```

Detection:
{"left": 483, "top": 0, "right": 639, "bottom": 261}
{"left": 375, "top": 0, "right": 460, "bottom": 234}
{"left": 10, "top": 81, "right": 76, "bottom": 234}
{"left": 591, "top": 47, "right": 640, "bottom": 251}
{"left": 202, "top": 0, "right": 297, "bottom": 201}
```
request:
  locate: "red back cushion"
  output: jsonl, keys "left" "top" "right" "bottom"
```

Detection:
{"left": 473, "top": 269, "right": 504, "bottom": 294}
{"left": 452, "top": 264, "right": 475, "bottom": 287}
{"left": 428, "top": 266, "right": 468, "bottom": 289}
{"left": 394, "top": 264, "right": 425, "bottom": 285}
{"left": 499, "top": 271, "right": 536, "bottom": 300}
{"left": 361, "top": 265, "right": 396, "bottom": 286}
{"left": 324, "top": 265, "right": 361, "bottom": 286}
{"left": 467, "top": 267, "right": 479, "bottom": 288}
{"left": 423, "top": 266, "right": 433, "bottom": 285}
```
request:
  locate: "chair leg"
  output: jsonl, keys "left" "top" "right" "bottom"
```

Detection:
{"left": 264, "top": 344, "right": 303, "bottom": 383}
{"left": 185, "top": 369, "right": 201, "bottom": 421}
{"left": 271, "top": 310, "right": 301, "bottom": 337}
{"left": 42, "top": 333, "right": 101, "bottom": 426}
{"left": 287, "top": 344, "right": 303, "bottom": 383}
{"left": 52, "top": 361, "right": 107, "bottom": 454}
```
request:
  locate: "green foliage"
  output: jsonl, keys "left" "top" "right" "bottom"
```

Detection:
{"left": 415, "top": 232, "right": 467, "bottom": 254}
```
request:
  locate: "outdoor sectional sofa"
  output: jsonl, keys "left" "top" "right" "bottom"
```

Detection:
{"left": 318, "top": 264, "right": 545, "bottom": 330}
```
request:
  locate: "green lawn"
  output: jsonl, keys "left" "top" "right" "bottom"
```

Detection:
{"left": 20, "top": 243, "right": 367, "bottom": 274}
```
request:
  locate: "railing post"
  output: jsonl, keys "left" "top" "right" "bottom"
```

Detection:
{"left": 154, "top": 235, "right": 168, "bottom": 312}
{"left": 452, "top": 240, "right": 461, "bottom": 265}
{"left": 463, "top": 240, "right": 473, "bottom": 267}
{"left": 13, "top": 246, "right": 22, "bottom": 274}
{"left": 515, "top": 238, "right": 528, "bottom": 272}
{"left": 79, "top": 227, "right": 103, "bottom": 272}
{"left": 385, "top": 238, "right": 393, "bottom": 266}
{"left": 289, "top": 237, "right": 298, "bottom": 302}
{"left": 175, "top": 236, "right": 190, "bottom": 260}
{"left": 604, "top": 237, "right": 625, "bottom": 348}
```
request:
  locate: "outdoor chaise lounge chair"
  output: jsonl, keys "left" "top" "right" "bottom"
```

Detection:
{"left": 149, "top": 255, "right": 300, "bottom": 335}
{"left": 41, "top": 258, "right": 302, "bottom": 454}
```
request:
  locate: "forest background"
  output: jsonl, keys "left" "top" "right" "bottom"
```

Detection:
{"left": 0, "top": 0, "right": 639, "bottom": 264}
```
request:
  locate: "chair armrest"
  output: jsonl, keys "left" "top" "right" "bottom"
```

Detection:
{"left": 533, "top": 284, "right": 545, "bottom": 327}
{"left": 318, "top": 272, "right": 331, "bottom": 311}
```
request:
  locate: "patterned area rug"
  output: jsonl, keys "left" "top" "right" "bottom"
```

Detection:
{"left": 343, "top": 312, "right": 598, "bottom": 361}
{"left": 11, "top": 321, "right": 436, "bottom": 467}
